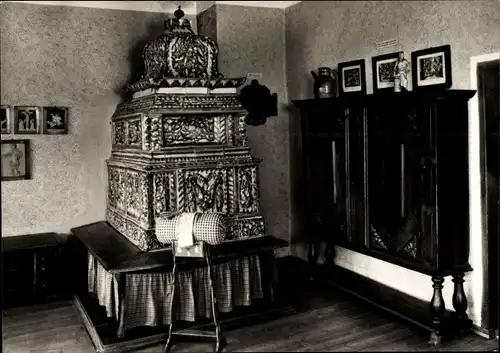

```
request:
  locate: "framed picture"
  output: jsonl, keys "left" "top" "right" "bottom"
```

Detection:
{"left": 14, "top": 106, "right": 40, "bottom": 134}
{"left": 1, "top": 105, "right": 12, "bottom": 134}
{"left": 411, "top": 45, "right": 452, "bottom": 91}
{"left": 43, "top": 106, "right": 68, "bottom": 134}
{"left": 372, "top": 52, "right": 400, "bottom": 93}
{"left": 338, "top": 59, "right": 366, "bottom": 96}
{"left": 1, "top": 139, "right": 31, "bottom": 181}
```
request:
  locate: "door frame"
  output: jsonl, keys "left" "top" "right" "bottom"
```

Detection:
{"left": 469, "top": 52, "right": 500, "bottom": 339}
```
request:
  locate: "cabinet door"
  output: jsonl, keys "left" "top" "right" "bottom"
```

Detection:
{"left": 344, "top": 106, "right": 366, "bottom": 247}
{"left": 366, "top": 104, "right": 432, "bottom": 263}
{"left": 302, "top": 103, "right": 347, "bottom": 243}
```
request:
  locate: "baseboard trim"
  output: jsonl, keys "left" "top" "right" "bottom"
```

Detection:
{"left": 328, "top": 272, "right": 496, "bottom": 340}
{"left": 292, "top": 258, "right": 480, "bottom": 342}
{"left": 471, "top": 324, "right": 497, "bottom": 340}
{"left": 323, "top": 276, "right": 441, "bottom": 334}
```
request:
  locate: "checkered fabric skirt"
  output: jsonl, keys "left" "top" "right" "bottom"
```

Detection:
{"left": 87, "top": 252, "right": 264, "bottom": 337}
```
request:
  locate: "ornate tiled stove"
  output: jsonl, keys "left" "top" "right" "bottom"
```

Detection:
{"left": 71, "top": 8, "right": 291, "bottom": 351}
{"left": 106, "top": 93, "right": 265, "bottom": 251}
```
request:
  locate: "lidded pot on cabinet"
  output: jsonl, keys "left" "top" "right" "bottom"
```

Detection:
{"left": 311, "top": 67, "right": 338, "bottom": 99}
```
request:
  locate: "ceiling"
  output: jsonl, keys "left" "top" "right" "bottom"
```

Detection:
{"left": 7, "top": 1, "right": 302, "bottom": 14}
{"left": 215, "top": 1, "right": 301, "bottom": 9}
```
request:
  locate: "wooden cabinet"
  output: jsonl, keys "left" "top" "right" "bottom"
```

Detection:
{"left": 293, "top": 89, "right": 476, "bottom": 345}
{"left": 2, "top": 233, "right": 63, "bottom": 308}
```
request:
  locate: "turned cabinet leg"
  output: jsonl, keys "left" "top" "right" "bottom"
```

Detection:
{"left": 452, "top": 273, "right": 472, "bottom": 337}
{"left": 308, "top": 242, "right": 319, "bottom": 266}
{"left": 324, "top": 240, "right": 335, "bottom": 265}
{"left": 307, "top": 242, "right": 319, "bottom": 281}
{"left": 429, "top": 275, "right": 445, "bottom": 346}
{"left": 269, "top": 251, "right": 279, "bottom": 301}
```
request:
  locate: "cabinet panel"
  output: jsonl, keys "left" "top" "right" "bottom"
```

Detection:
{"left": 344, "top": 107, "right": 366, "bottom": 247}
{"left": 3, "top": 249, "right": 33, "bottom": 271}
{"left": 3, "top": 251, "right": 35, "bottom": 307}
{"left": 301, "top": 103, "right": 346, "bottom": 244}
{"left": 366, "top": 104, "right": 436, "bottom": 266}
{"left": 332, "top": 126, "right": 348, "bottom": 242}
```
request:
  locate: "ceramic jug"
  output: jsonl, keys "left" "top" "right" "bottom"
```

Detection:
{"left": 311, "top": 67, "right": 338, "bottom": 99}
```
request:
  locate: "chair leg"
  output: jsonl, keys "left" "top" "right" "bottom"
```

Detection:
{"left": 164, "top": 255, "right": 178, "bottom": 353}
{"left": 206, "top": 255, "right": 225, "bottom": 353}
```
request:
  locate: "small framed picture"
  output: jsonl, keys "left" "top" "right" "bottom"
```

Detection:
{"left": 14, "top": 106, "right": 41, "bottom": 134}
{"left": 1, "top": 139, "right": 31, "bottom": 181}
{"left": 372, "top": 52, "right": 400, "bottom": 93}
{"left": 411, "top": 45, "right": 452, "bottom": 91}
{"left": 1, "top": 105, "right": 13, "bottom": 134}
{"left": 43, "top": 107, "right": 68, "bottom": 134}
{"left": 338, "top": 59, "right": 366, "bottom": 96}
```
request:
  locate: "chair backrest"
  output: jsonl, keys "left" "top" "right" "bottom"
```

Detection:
{"left": 173, "top": 240, "right": 207, "bottom": 258}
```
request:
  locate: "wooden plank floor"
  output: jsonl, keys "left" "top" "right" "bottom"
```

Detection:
{"left": 2, "top": 280, "right": 498, "bottom": 353}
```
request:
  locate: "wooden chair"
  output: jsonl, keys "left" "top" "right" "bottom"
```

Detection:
{"left": 163, "top": 241, "right": 225, "bottom": 353}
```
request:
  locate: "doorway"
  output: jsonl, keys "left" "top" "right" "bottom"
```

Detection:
{"left": 478, "top": 57, "right": 500, "bottom": 339}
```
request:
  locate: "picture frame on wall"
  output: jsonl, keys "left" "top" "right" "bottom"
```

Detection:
{"left": 14, "top": 106, "right": 41, "bottom": 134}
{"left": 1, "top": 139, "right": 31, "bottom": 181}
{"left": 338, "top": 59, "right": 366, "bottom": 96}
{"left": 372, "top": 52, "right": 400, "bottom": 93}
{"left": 1, "top": 105, "right": 12, "bottom": 134}
{"left": 411, "top": 44, "right": 452, "bottom": 91}
{"left": 42, "top": 106, "right": 69, "bottom": 135}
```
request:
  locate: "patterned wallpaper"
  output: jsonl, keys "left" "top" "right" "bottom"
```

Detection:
{"left": 0, "top": 2, "right": 195, "bottom": 236}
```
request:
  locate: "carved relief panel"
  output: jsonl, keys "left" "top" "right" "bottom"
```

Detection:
{"left": 107, "top": 166, "right": 153, "bottom": 229}
{"left": 179, "top": 168, "right": 230, "bottom": 213}
{"left": 112, "top": 114, "right": 143, "bottom": 148}
{"left": 112, "top": 111, "right": 246, "bottom": 151}
{"left": 153, "top": 172, "right": 176, "bottom": 218}
{"left": 106, "top": 208, "right": 160, "bottom": 251}
{"left": 126, "top": 171, "right": 141, "bottom": 219}
{"left": 227, "top": 216, "right": 266, "bottom": 241}
{"left": 106, "top": 209, "right": 127, "bottom": 238}
{"left": 113, "top": 121, "right": 126, "bottom": 145}
{"left": 108, "top": 168, "right": 126, "bottom": 211}
{"left": 163, "top": 115, "right": 229, "bottom": 145}
{"left": 237, "top": 166, "right": 260, "bottom": 214}
{"left": 128, "top": 119, "right": 142, "bottom": 146}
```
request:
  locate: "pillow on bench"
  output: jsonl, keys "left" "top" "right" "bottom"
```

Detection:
{"left": 155, "top": 212, "right": 227, "bottom": 246}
